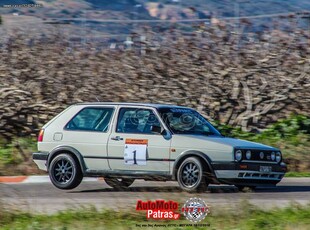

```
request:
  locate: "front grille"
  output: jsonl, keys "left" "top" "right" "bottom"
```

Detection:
{"left": 240, "top": 149, "right": 277, "bottom": 162}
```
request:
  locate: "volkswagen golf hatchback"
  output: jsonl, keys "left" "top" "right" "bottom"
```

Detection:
{"left": 33, "top": 102, "right": 287, "bottom": 192}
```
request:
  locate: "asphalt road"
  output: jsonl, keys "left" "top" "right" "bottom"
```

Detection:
{"left": 1, "top": 178, "right": 309, "bottom": 213}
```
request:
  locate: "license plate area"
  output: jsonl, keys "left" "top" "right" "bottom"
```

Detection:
{"left": 260, "top": 166, "right": 272, "bottom": 172}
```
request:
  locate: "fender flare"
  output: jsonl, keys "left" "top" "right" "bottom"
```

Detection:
{"left": 172, "top": 150, "right": 215, "bottom": 180}
{"left": 47, "top": 146, "right": 87, "bottom": 173}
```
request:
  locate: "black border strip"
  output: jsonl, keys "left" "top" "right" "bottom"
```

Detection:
{"left": 83, "top": 156, "right": 175, "bottom": 161}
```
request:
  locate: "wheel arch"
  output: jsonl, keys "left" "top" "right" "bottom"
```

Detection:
{"left": 47, "top": 146, "right": 87, "bottom": 173}
{"left": 172, "top": 150, "right": 216, "bottom": 181}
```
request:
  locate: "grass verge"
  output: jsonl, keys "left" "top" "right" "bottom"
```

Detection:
{"left": 0, "top": 137, "right": 39, "bottom": 176}
{"left": 285, "top": 172, "right": 310, "bottom": 177}
{"left": 0, "top": 202, "right": 310, "bottom": 230}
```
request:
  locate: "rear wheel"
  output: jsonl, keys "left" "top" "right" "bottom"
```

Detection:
{"left": 177, "top": 157, "right": 208, "bottom": 193}
{"left": 49, "top": 153, "right": 83, "bottom": 190}
{"left": 105, "top": 178, "right": 135, "bottom": 189}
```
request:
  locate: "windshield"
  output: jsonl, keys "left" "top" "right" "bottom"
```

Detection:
{"left": 158, "top": 108, "right": 222, "bottom": 136}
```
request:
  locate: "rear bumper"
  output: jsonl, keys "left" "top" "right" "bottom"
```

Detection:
{"left": 211, "top": 161, "right": 287, "bottom": 187}
{"left": 32, "top": 152, "right": 48, "bottom": 171}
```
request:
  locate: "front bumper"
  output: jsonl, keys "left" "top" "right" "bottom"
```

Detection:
{"left": 32, "top": 152, "right": 48, "bottom": 171}
{"left": 211, "top": 161, "right": 287, "bottom": 187}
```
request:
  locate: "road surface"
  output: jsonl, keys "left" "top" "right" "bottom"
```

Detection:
{"left": 0, "top": 178, "right": 309, "bottom": 213}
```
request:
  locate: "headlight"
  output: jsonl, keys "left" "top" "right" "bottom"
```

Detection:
{"left": 276, "top": 152, "right": 281, "bottom": 163}
{"left": 235, "top": 150, "right": 242, "bottom": 161}
{"left": 246, "top": 150, "right": 251, "bottom": 160}
{"left": 271, "top": 152, "right": 276, "bottom": 161}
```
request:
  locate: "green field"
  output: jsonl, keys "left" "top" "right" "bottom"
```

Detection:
{"left": 0, "top": 202, "right": 310, "bottom": 230}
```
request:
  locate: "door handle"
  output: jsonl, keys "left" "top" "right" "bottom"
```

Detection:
{"left": 111, "top": 136, "right": 123, "bottom": 141}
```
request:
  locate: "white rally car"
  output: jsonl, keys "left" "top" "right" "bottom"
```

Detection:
{"left": 33, "top": 103, "right": 287, "bottom": 192}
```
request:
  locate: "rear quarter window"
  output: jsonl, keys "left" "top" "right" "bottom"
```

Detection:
{"left": 65, "top": 107, "right": 114, "bottom": 132}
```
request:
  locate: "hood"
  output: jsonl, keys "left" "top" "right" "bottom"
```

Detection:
{"left": 179, "top": 135, "right": 278, "bottom": 150}
{"left": 211, "top": 137, "right": 277, "bottom": 150}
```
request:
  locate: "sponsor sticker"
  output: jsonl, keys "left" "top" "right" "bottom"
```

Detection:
{"left": 125, "top": 139, "right": 148, "bottom": 145}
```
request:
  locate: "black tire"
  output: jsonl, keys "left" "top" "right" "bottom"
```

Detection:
{"left": 105, "top": 178, "right": 135, "bottom": 189}
{"left": 49, "top": 153, "right": 83, "bottom": 190}
{"left": 177, "top": 157, "right": 208, "bottom": 193}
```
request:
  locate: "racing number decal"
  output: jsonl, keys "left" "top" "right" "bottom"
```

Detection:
{"left": 124, "top": 139, "right": 148, "bottom": 165}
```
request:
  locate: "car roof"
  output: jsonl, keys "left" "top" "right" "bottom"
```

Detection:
{"left": 75, "top": 102, "right": 191, "bottom": 109}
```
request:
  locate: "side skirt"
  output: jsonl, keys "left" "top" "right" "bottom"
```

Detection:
{"left": 84, "top": 169, "right": 173, "bottom": 181}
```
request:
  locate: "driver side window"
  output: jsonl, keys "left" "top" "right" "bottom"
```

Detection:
{"left": 116, "top": 108, "right": 161, "bottom": 134}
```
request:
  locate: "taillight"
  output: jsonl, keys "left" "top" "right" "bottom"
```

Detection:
{"left": 38, "top": 129, "right": 44, "bottom": 142}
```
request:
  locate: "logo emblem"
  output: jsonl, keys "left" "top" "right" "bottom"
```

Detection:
{"left": 181, "top": 198, "right": 210, "bottom": 222}
{"left": 260, "top": 152, "right": 264, "bottom": 159}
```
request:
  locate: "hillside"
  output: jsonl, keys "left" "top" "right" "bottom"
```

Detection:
{"left": 2, "top": 1, "right": 310, "bottom": 20}
{"left": 0, "top": 23, "right": 309, "bottom": 139}
{"left": 0, "top": 1, "right": 309, "bottom": 138}
{"left": 151, "top": 0, "right": 310, "bottom": 17}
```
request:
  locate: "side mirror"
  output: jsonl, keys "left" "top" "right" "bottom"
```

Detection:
{"left": 151, "top": 125, "right": 162, "bottom": 134}
{"left": 151, "top": 125, "right": 172, "bottom": 140}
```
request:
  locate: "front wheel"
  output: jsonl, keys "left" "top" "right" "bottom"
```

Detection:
{"left": 177, "top": 157, "right": 208, "bottom": 193}
{"left": 105, "top": 178, "right": 135, "bottom": 189}
{"left": 49, "top": 153, "right": 83, "bottom": 190}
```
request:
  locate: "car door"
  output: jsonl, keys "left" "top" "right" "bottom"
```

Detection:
{"left": 107, "top": 106, "right": 171, "bottom": 173}
{"left": 62, "top": 105, "right": 116, "bottom": 170}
